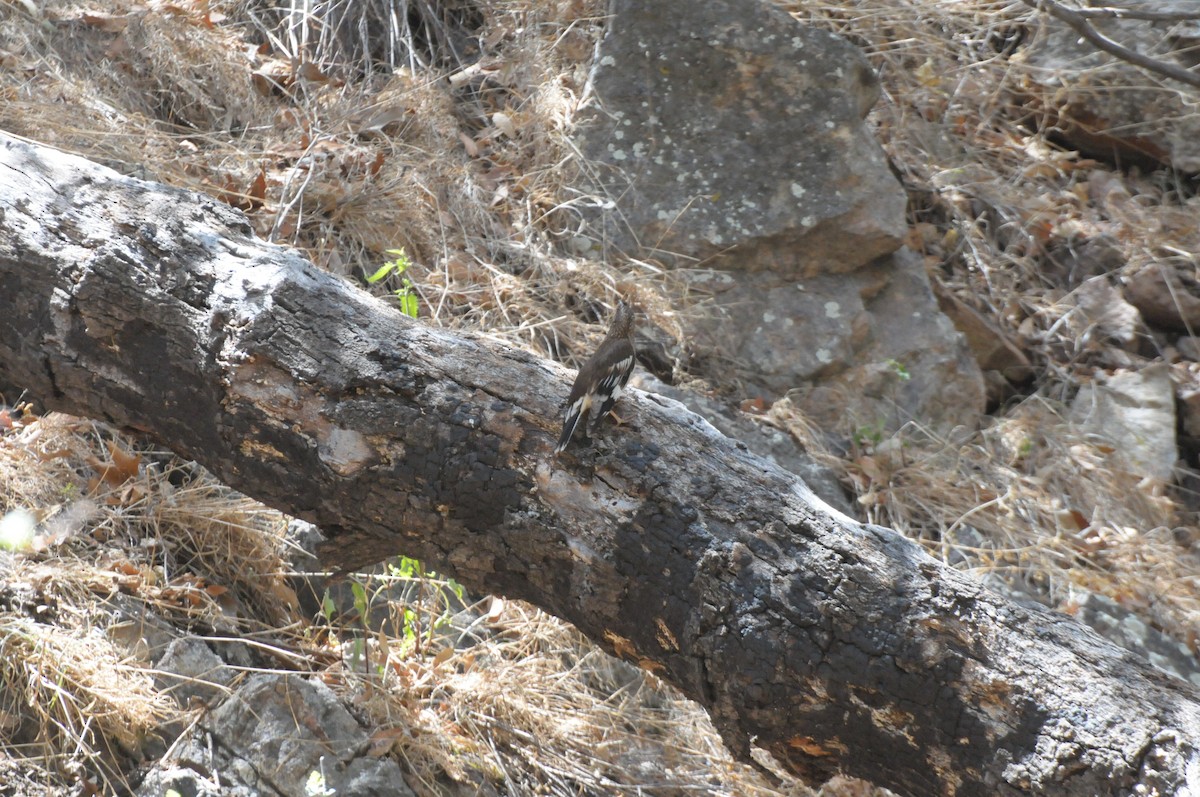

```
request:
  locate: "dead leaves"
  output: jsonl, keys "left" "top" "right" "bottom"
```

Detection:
{"left": 0, "top": 402, "right": 35, "bottom": 434}
{"left": 0, "top": 440, "right": 148, "bottom": 551}
{"left": 72, "top": 2, "right": 225, "bottom": 64}
{"left": 85, "top": 440, "right": 144, "bottom": 505}
{"left": 79, "top": 11, "right": 134, "bottom": 34}
{"left": 75, "top": 2, "right": 226, "bottom": 33}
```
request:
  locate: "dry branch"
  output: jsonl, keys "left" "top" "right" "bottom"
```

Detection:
{"left": 1023, "top": 0, "right": 1200, "bottom": 88}
{"left": 1, "top": 133, "right": 1198, "bottom": 797}
{"left": 1074, "top": 7, "right": 1200, "bottom": 23}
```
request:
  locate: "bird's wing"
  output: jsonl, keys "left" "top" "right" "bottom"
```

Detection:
{"left": 589, "top": 344, "right": 636, "bottom": 431}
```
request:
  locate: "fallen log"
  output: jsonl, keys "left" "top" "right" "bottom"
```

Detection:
{"left": 1, "top": 132, "right": 1196, "bottom": 796}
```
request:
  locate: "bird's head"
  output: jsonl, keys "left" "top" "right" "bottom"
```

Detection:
{"left": 606, "top": 299, "right": 636, "bottom": 342}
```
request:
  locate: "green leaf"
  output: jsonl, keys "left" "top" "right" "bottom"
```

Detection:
{"left": 397, "top": 291, "right": 420, "bottom": 318}
{"left": 401, "top": 607, "right": 418, "bottom": 644}
{"left": 350, "top": 579, "right": 369, "bottom": 621}
{"left": 886, "top": 359, "right": 911, "bottom": 381}
{"left": 320, "top": 590, "right": 337, "bottom": 622}
{"left": 384, "top": 248, "right": 410, "bottom": 275}
{"left": 349, "top": 637, "right": 365, "bottom": 668}
{"left": 365, "top": 262, "right": 396, "bottom": 284}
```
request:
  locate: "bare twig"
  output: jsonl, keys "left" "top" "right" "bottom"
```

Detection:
{"left": 1022, "top": 0, "right": 1200, "bottom": 89}
{"left": 1074, "top": 6, "right": 1200, "bottom": 23}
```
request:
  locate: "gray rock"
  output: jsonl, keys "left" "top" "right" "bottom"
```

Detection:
{"left": 1177, "top": 336, "right": 1200, "bottom": 363}
{"left": 688, "top": 248, "right": 984, "bottom": 435}
{"left": 574, "top": 0, "right": 905, "bottom": 273}
{"left": 1176, "top": 362, "right": 1200, "bottom": 448}
{"left": 138, "top": 674, "right": 416, "bottom": 797}
{"left": 104, "top": 593, "right": 185, "bottom": 663}
{"left": 1067, "top": 589, "right": 1200, "bottom": 688}
{"left": 136, "top": 765, "right": 225, "bottom": 797}
{"left": 341, "top": 756, "right": 413, "bottom": 797}
{"left": 155, "top": 637, "right": 236, "bottom": 707}
{"left": 1070, "top": 363, "right": 1178, "bottom": 486}
{"left": 803, "top": 252, "right": 985, "bottom": 434}
{"left": 566, "top": 0, "right": 977, "bottom": 437}
{"left": 1071, "top": 275, "right": 1151, "bottom": 354}
{"left": 952, "top": 545, "right": 1200, "bottom": 688}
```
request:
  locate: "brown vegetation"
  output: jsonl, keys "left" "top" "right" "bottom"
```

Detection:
{"left": 0, "top": 0, "right": 1197, "bottom": 794}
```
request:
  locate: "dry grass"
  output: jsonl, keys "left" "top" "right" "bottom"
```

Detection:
{"left": 0, "top": 412, "right": 302, "bottom": 792}
{"left": 776, "top": 394, "right": 1196, "bottom": 642}
{"left": 0, "top": 0, "right": 1198, "bottom": 793}
{"left": 0, "top": 610, "right": 173, "bottom": 792}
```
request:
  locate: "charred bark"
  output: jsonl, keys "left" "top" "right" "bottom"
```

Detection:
{"left": 0, "top": 133, "right": 1197, "bottom": 796}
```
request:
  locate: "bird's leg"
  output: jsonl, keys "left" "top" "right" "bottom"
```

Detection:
{"left": 590, "top": 406, "right": 627, "bottom": 440}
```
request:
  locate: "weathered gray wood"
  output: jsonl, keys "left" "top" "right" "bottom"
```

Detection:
{"left": 0, "top": 132, "right": 1196, "bottom": 796}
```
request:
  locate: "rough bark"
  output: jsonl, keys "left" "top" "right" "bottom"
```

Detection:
{"left": 0, "top": 132, "right": 1197, "bottom": 796}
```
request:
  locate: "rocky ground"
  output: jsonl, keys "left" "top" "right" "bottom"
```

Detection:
{"left": 0, "top": 0, "right": 1198, "bottom": 794}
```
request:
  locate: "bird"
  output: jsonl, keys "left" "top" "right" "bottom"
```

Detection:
{"left": 555, "top": 300, "right": 637, "bottom": 454}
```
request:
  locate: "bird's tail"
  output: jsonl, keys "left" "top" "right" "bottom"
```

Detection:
{"left": 555, "top": 398, "right": 587, "bottom": 454}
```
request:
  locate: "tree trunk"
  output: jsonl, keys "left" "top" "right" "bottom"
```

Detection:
{"left": 1, "top": 132, "right": 1196, "bottom": 797}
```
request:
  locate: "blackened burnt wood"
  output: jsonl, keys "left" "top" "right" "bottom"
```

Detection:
{"left": 0, "top": 133, "right": 1196, "bottom": 797}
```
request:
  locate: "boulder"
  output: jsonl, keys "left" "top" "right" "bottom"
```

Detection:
{"left": 687, "top": 249, "right": 985, "bottom": 434}
{"left": 137, "top": 674, "right": 413, "bottom": 797}
{"left": 571, "top": 0, "right": 980, "bottom": 437}
{"left": 789, "top": 250, "right": 985, "bottom": 434}
{"left": 574, "top": 0, "right": 906, "bottom": 274}
{"left": 1070, "top": 364, "right": 1178, "bottom": 487}
{"left": 154, "top": 638, "right": 236, "bottom": 707}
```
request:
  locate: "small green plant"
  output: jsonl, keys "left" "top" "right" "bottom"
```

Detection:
{"left": 853, "top": 419, "right": 887, "bottom": 449}
{"left": 346, "top": 578, "right": 372, "bottom": 669}
{"left": 350, "top": 579, "right": 370, "bottom": 623}
{"left": 397, "top": 606, "right": 419, "bottom": 648}
{"left": 319, "top": 590, "right": 338, "bottom": 625}
{"left": 885, "top": 358, "right": 911, "bottom": 381}
{"left": 316, "top": 555, "right": 466, "bottom": 672}
{"left": 387, "top": 555, "right": 465, "bottom": 655}
{"left": 365, "top": 248, "right": 419, "bottom": 318}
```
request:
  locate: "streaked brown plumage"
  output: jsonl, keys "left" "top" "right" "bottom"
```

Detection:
{"left": 555, "top": 301, "right": 636, "bottom": 454}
